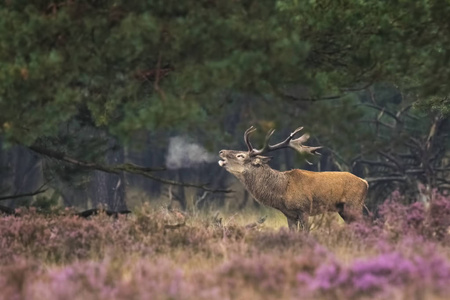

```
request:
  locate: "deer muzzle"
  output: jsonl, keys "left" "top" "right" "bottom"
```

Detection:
{"left": 218, "top": 150, "right": 227, "bottom": 167}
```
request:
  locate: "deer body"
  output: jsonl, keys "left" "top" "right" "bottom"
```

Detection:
{"left": 219, "top": 127, "right": 368, "bottom": 230}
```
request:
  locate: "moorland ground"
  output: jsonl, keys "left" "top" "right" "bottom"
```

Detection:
{"left": 1, "top": 196, "right": 450, "bottom": 300}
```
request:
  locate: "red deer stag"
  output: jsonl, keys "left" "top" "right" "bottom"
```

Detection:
{"left": 218, "top": 126, "right": 368, "bottom": 230}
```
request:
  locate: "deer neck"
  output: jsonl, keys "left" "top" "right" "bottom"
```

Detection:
{"left": 239, "top": 165, "right": 288, "bottom": 208}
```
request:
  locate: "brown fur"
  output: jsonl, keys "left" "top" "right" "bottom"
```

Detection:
{"left": 219, "top": 149, "right": 368, "bottom": 230}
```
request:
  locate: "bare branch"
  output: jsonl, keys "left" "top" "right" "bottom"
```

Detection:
{"left": 358, "top": 159, "right": 398, "bottom": 170}
{"left": 0, "top": 188, "right": 47, "bottom": 202}
{"left": 364, "top": 103, "right": 402, "bottom": 123}
{"left": 366, "top": 176, "right": 407, "bottom": 183}
{"left": 359, "top": 120, "right": 394, "bottom": 129}
{"left": 29, "top": 145, "right": 231, "bottom": 193}
{"left": 405, "top": 169, "right": 426, "bottom": 175}
{"left": 377, "top": 151, "right": 404, "bottom": 172}
{"left": 29, "top": 145, "right": 165, "bottom": 172}
{"left": 282, "top": 94, "right": 343, "bottom": 102}
{"left": 436, "top": 178, "right": 450, "bottom": 184}
{"left": 395, "top": 105, "right": 412, "bottom": 118}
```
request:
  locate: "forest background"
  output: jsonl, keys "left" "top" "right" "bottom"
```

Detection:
{"left": 1, "top": 0, "right": 449, "bottom": 216}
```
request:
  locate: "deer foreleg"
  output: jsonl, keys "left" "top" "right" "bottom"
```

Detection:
{"left": 298, "top": 213, "right": 309, "bottom": 231}
{"left": 287, "top": 213, "right": 309, "bottom": 231}
{"left": 287, "top": 217, "right": 298, "bottom": 231}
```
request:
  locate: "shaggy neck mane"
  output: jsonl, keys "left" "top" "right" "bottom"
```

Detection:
{"left": 240, "top": 165, "right": 288, "bottom": 208}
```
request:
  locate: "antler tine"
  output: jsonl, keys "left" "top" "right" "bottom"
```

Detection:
{"left": 291, "top": 126, "right": 304, "bottom": 136}
{"left": 256, "top": 128, "right": 276, "bottom": 154}
{"left": 263, "top": 128, "right": 275, "bottom": 150}
{"left": 244, "top": 126, "right": 257, "bottom": 152}
{"left": 289, "top": 132, "right": 322, "bottom": 156}
{"left": 298, "top": 145, "right": 322, "bottom": 156}
{"left": 248, "top": 128, "right": 276, "bottom": 156}
{"left": 302, "top": 146, "right": 322, "bottom": 165}
{"left": 267, "top": 126, "right": 304, "bottom": 150}
{"left": 266, "top": 129, "right": 275, "bottom": 142}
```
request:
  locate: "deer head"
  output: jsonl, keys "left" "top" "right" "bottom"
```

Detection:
{"left": 218, "top": 126, "right": 322, "bottom": 176}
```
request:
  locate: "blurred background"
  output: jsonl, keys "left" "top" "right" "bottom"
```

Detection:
{"left": 0, "top": 0, "right": 449, "bottom": 215}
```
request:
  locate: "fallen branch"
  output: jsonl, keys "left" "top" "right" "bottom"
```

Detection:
{"left": 245, "top": 215, "right": 267, "bottom": 230}
{"left": 164, "top": 221, "right": 186, "bottom": 229}
{"left": 75, "top": 208, "right": 132, "bottom": 218}
{"left": 0, "top": 204, "right": 15, "bottom": 215}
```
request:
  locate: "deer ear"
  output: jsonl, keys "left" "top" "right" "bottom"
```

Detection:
{"left": 252, "top": 155, "right": 271, "bottom": 166}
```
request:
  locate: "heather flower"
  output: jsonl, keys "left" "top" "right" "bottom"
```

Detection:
{"left": 2, "top": 204, "right": 450, "bottom": 300}
{"left": 348, "top": 219, "right": 385, "bottom": 243}
{"left": 297, "top": 250, "right": 450, "bottom": 298}
{"left": 350, "top": 252, "right": 416, "bottom": 287}
{"left": 427, "top": 195, "right": 450, "bottom": 240}
{"left": 375, "top": 190, "right": 450, "bottom": 241}
{"left": 405, "top": 202, "right": 426, "bottom": 228}
{"left": 309, "top": 261, "right": 348, "bottom": 290}
{"left": 352, "top": 273, "right": 387, "bottom": 291}
{"left": 168, "top": 269, "right": 184, "bottom": 298}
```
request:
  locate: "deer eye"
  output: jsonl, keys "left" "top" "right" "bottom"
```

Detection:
{"left": 236, "top": 153, "right": 246, "bottom": 159}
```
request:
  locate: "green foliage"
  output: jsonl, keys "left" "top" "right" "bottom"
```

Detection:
{"left": 414, "top": 96, "right": 450, "bottom": 116}
{"left": 13, "top": 193, "right": 60, "bottom": 212}
{"left": 31, "top": 195, "right": 60, "bottom": 212}
{"left": 1, "top": 0, "right": 450, "bottom": 147}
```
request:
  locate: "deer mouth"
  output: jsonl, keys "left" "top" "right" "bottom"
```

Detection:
{"left": 218, "top": 151, "right": 228, "bottom": 167}
{"left": 218, "top": 159, "right": 227, "bottom": 167}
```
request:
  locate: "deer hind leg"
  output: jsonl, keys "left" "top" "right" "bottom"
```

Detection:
{"left": 336, "top": 202, "right": 362, "bottom": 223}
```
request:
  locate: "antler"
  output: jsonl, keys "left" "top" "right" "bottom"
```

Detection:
{"left": 244, "top": 126, "right": 257, "bottom": 152}
{"left": 244, "top": 126, "right": 322, "bottom": 161}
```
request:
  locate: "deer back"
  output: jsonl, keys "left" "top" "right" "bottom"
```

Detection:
{"left": 283, "top": 169, "right": 368, "bottom": 215}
